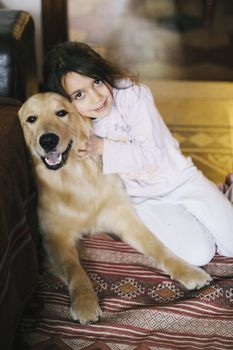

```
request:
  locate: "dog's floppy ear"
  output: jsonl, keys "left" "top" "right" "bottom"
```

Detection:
{"left": 71, "top": 104, "right": 92, "bottom": 139}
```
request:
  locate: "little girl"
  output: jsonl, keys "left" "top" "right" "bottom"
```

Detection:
{"left": 43, "top": 41, "right": 233, "bottom": 266}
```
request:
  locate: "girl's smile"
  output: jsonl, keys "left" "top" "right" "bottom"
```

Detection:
{"left": 63, "top": 72, "right": 113, "bottom": 119}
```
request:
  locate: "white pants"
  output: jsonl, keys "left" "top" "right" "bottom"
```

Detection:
{"left": 132, "top": 169, "right": 233, "bottom": 266}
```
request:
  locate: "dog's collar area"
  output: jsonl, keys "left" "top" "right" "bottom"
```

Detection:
{"left": 41, "top": 140, "right": 73, "bottom": 170}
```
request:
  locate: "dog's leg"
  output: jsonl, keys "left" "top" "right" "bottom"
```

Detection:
{"left": 100, "top": 205, "right": 212, "bottom": 290}
{"left": 44, "top": 236, "right": 102, "bottom": 324}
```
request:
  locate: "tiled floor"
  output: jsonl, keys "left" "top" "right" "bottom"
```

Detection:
{"left": 68, "top": 0, "right": 233, "bottom": 81}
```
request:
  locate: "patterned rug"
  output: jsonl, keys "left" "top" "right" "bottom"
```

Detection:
{"left": 20, "top": 234, "right": 233, "bottom": 350}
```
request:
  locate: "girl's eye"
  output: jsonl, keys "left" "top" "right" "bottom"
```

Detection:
{"left": 74, "top": 91, "right": 85, "bottom": 100}
{"left": 94, "top": 79, "right": 102, "bottom": 86}
{"left": 56, "top": 109, "right": 68, "bottom": 117}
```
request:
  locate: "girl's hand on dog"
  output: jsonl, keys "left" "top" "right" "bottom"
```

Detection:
{"left": 77, "top": 135, "right": 103, "bottom": 159}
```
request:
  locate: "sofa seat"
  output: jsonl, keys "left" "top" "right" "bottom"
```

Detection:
{"left": 20, "top": 234, "right": 233, "bottom": 349}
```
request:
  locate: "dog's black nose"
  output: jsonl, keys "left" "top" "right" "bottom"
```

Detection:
{"left": 39, "top": 133, "right": 59, "bottom": 151}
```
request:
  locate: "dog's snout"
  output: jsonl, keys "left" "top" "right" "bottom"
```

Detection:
{"left": 39, "top": 133, "right": 59, "bottom": 151}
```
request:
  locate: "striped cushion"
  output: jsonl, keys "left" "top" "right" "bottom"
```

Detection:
{"left": 20, "top": 234, "right": 233, "bottom": 350}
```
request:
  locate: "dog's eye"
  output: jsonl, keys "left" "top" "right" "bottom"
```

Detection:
{"left": 26, "top": 116, "right": 37, "bottom": 123}
{"left": 56, "top": 110, "right": 68, "bottom": 117}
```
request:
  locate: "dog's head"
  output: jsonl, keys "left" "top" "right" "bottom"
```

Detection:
{"left": 18, "top": 92, "right": 91, "bottom": 170}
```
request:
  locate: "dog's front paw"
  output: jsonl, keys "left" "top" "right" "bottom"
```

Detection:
{"left": 70, "top": 292, "right": 102, "bottom": 325}
{"left": 171, "top": 264, "right": 212, "bottom": 290}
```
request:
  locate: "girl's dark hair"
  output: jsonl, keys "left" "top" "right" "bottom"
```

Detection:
{"left": 43, "top": 41, "right": 138, "bottom": 99}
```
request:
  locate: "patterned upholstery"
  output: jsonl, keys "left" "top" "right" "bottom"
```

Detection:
{"left": 20, "top": 235, "right": 233, "bottom": 349}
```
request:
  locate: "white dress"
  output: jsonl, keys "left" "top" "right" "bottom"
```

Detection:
{"left": 93, "top": 80, "right": 233, "bottom": 266}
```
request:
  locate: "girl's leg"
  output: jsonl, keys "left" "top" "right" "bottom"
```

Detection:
{"left": 133, "top": 199, "right": 216, "bottom": 266}
{"left": 166, "top": 169, "right": 233, "bottom": 258}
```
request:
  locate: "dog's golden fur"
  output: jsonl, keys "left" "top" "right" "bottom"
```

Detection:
{"left": 18, "top": 92, "right": 211, "bottom": 324}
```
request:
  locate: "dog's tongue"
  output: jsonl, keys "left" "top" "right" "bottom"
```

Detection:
{"left": 45, "top": 152, "right": 62, "bottom": 165}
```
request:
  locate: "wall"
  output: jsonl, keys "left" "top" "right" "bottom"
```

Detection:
{"left": 68, "top": 0, "right": 233, "bottom": 81}
{"left": 0, "top": 0, "right": 43, "bottom": 80}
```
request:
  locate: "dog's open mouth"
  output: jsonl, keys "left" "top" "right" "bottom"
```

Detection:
{"left": 41, "top": 140, "right": 73, "bottom": 170}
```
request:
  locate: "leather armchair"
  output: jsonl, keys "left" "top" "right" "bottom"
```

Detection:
{"left": 0, "top": 10, "right": 39, "bottom": 350}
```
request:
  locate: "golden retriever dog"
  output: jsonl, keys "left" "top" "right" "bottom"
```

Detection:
{"left": 18, "top": 92, "right": 211, "bottom": 325}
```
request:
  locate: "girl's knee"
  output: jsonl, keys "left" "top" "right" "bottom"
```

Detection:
{"left": 216, "top": 243, "right": 233, "bottom": 257}
{"left": 181, "top": 241, "right": 216, "bottom": 266}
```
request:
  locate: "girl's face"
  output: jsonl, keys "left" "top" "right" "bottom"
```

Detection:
{"left": 63, "top": 72, "right": 113, "bottom": 119}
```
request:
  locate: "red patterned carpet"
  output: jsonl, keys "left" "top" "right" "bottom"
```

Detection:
{"left": 20, "top": 234, "right": 233, "bottom": 350}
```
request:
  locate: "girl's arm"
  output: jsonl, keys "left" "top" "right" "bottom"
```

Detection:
{"left": 101, "top": 85, "right": 178, "bottom": 174}
{"left": 78, "top": 85, "right": 178, "bottom": 175}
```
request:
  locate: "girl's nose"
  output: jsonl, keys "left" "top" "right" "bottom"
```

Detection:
{"left": 90, "top": 89, "right": 101, "bottom": 103}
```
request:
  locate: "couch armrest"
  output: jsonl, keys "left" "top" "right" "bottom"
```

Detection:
{"left": 0, "top": 102, "right": 39, "bottom": 350}
{"left": 0, "top": 10, "right": 38, "bottom": 101}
